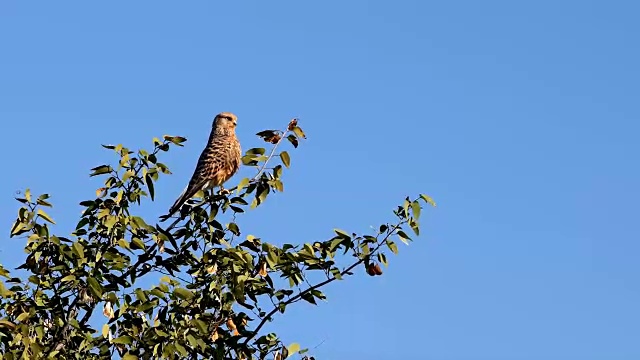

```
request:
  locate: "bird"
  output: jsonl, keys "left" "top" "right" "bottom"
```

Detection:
{"left": 163, "top": 112, "right": 242, "bottom": 220}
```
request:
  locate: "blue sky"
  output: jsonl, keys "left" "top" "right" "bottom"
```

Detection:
{"left": 1, "top": 1, "right": 639, "bottom": 359}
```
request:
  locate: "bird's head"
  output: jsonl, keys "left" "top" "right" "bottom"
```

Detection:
{"left": 213, "top": 112, "right": 238, "bottom": 134}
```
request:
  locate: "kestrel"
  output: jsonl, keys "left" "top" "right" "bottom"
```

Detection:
{"left": 165, "top": 112, "right": 242, "bottom": 219}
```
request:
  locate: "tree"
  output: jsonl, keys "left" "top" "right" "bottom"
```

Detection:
{"left": 2, "top": 118, "right": 434, "bottom": 359}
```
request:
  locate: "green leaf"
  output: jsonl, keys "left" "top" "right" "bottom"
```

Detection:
{"left": 420, "top": 193, "right": 437, "bottom": 207}
{"left": 193, "top": 319, "right": 208, "bottom": 334}
{"left": 90, "top": 165, "right": 112, "bottom": 177}
{"left": 174, "top": 288, "right": 195, "bottom": 300}
{"left": 174, "top": 343, "right": 188, "bottom": 356}
{"left": 403, "top": 198, "right": 411, "bottom": 218}
{"left": 61, "top": 275, "right": 76, "bottom": 282}
{"left": 228, "top": 222, "right": 240, "bottom": 236}
{"left": 387, "top": 240, "right": 398, "bottom": 254}
{"left": 397, "top": 230, "right": 411, "bottom": 245}
{"left": 122, "top": 354, "right": 138, "bottom": 360}
{"left": 329, "top": 237, "right": 343, "bottom": 252}
{"left": 36, "top": 198, "right": 53, "bottom": 207}
{"left": 122, "top": 169, "right": 135, "bottom": 182}
{"left": 132, "top": 289, "right": 144, "bottom": 302}
{"left": 87, "top": 277, "right": 103, "bottom": 298}
{"left": 256, "top": 186, "right": 269, "bottom": 206}
{"left": 301, "top": 292, "right": 316, "bottom": 304}
{"left": 330, "top": 267, "right": 343, "bottom": 280}
{"left": 411, "top": 200, "right": 421, "bottom": 220}
{"left": 266, "top": 249, "right": 278, "bottom": 269}
{"left": 156, "top": 162, "right": 171, "bottom": 174}
{"left": 131, "top": 216, "right": 150, "bottom": 229}
{"left": 118, "top": 238, "right": 130, "bottom": 250}
{"left": 410, "top": 219, "right": 420, "bottom": 236}
{"left": 163, "top": 135, "right": 187, "bottom": 145}
{"left": 0, "top": 281, "right": 14, "bottom": 296}
{"left": 361, "top": 243, "right": 370, "bottom": 256}
{"left": 292, "top": 126, "right": 306, "bottom": 139}
{"left": 112, "top": 336, "right": 133, "bottom": 345}
{"left": 101, "top": 324, "right": 110, "bottom": 338}
{"left": 72, "top": 241, "right": 85, "bottom": 259}
{"left": 186, "top": 334, "right": 197, "bottom": 347}
{"left": 130, "top": 237, "right": 146, "bottom": 250}
{"left": 334, "top": 229, "right": 351, "bottom": 239}
{"left": 378, "top": 252, "right": 388, "bottom": 267}
{"left": 230, "top": 196, "right": 249, "bottom": 205}
{"left": 37, "top": 209, "right": 55, "bottom": 224}
{"left": 280, "top": 151, "right": 291, "bottom": 168}
{"left": 145, "top": 174, "right": 155, "bottom": 201}
{"left": 311, "top": 289, "right": 326, "bottom": 300}
{"left": 24, "top": 188, "right": 32, "bottom": 203}
{"left": 16, "top": 312, "right": 29, "bottom": 322}
{"left": 246, "top": 147, "right": 266, "bottom": 155}
{"left": 10, "top": 221, "right": 27, "bottom": 237}
{"left": 286, "top": 134, "right": 299, "bottom": 148}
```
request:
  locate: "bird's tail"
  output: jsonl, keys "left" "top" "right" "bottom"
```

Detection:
{"left": 160, "top": 185, "right": 192, "bottom": 222}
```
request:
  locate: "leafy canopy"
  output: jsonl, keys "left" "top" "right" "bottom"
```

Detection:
{"left": 2, "top": 118, "right": 434, "bottom": 359}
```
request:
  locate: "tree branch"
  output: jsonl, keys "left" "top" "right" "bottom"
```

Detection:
{"left": 243, "top": 222, "right": 405, "bottom": 346}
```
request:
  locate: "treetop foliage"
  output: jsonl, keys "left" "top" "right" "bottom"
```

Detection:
{"left": 3, "top": 118, "right": 435, "bottom": 359}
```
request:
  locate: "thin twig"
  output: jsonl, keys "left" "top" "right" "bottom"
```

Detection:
{"left": 251, "top": 127, "right": 291, "bottom": 182}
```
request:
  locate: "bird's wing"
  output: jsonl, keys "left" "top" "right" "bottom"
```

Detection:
{"left": 164, "top": 148, "right": 225, "bottom": 219}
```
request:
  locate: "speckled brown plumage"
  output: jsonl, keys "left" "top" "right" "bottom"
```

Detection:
{"left": 166, "top": 112, "right": 241, "bottom": 218}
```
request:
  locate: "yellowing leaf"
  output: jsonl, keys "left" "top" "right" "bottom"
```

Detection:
{"left": 258, "top": 262, "right": 268, "bottom": 277}
{"left": 236, "top": 177, "right": 250, "bottom": 194}
{"left": 287, "top": 343, "right": 301, "bottom": 356}
{"left": 280, "top": 151, "right": 291, "bottom": 168}
{"left": 37, "top": 209, "right": 55, "bottom": 224}
{"left": 420, "top": 193, "right": 437, "bottom": 207}
{"left": 102, "top": 324, "right": 110, "bottom": 338}
{"left": 103, "top": 302, "right": 114, "bottom": 319}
